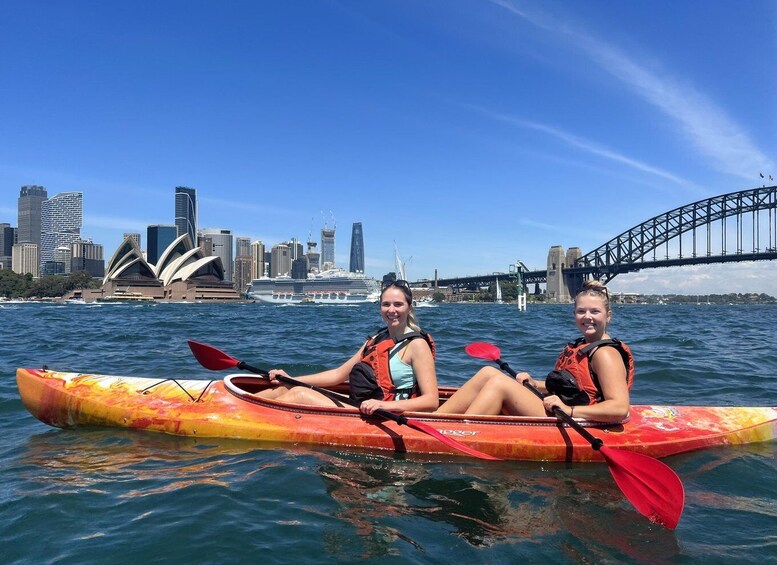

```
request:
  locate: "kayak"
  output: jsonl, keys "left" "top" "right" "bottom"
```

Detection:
{"left": 16, "top": 367, "right": 777, "bottom": 462}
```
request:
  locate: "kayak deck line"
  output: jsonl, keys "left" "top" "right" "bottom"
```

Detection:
{"left": 16, "top": 367, "right": 777, "bottom": 461}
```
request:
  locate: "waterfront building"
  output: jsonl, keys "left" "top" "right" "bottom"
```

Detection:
{"left": 147, "top": 224, "right": 177, "bottom": 265}
{"left": 250, "top": 241, "right": 265, "bottom": 280}
{"left": 270, "top": 243, "right": 291, "bottom": 277}
{"left": 41, "top": 192, "right": 83, "bottom": 273}
{"left": 52, "top": 246, "right": 72, "bottom": 275}
{"left": 0, "top": 223, "right": 16, "bottom": 269}
{"left": 17, "top": 185, "right": 47, "bottom": 247}
{"left": 99, "top": 233, "right": 238, "bottom": 301}
{"left": 349, "top": 222, "right": 364, "bottom": 273}
{"left": 174, "top": 186, "right": 197, "bottom": 246}
{"left": 12, "top": 242, "right": 39, "bottom": 277}
{"left": 71, "top": 240, "right": 105, "bottom": 277}
{"left": 321, "top": 228, "right": 335, "bottom": 271}
{"left": 234, "top": 237, "right": 252, "bottom": 293}
{"left": 199, "top": 228, "right": 234, "bottom": 282}
{"left": 234, "top": 256, "right": 252, "bottom": 294}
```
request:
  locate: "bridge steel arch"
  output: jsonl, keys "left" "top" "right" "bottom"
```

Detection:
{"left": 566, "top": 186, "right": 777, "bottom": 291}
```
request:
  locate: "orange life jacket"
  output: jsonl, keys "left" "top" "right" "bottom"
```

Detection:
{"left": 552, "top": 337, "right": 635, "bottom": 405}
{"left": 360, "top": 328, "right": 436, "bottom": 401}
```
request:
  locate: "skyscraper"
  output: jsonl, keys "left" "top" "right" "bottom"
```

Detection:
{"left": 12, "top": 243, "right": 39, "bottom": 277}
{"left": 270, "top": 243, "right": 291, "bottom": 277}
{"left": 17, "top": 185, "right": 47, "bottom": 246}
{"left": 200, "top": 228, "right": 234, "bottom": 282}
{"left": 349, "top": 222, "right": 364, "bottom": 273}
{"left": 174, "top": 186, "right": 197, "bottom": 246}
{"left": 0, "top": 223, "right": 16, "bottom": 269}
{"left": 234, "top": 237, "right": 252, "bottom": 293}
{"left": 250, "top": 240, "right": 265, "bottom": 280}
{"left": 147, "top": 224, "right": 178, "bottom": 265}
{"left": 71, "top": 240, "right": 105, "bottom": 277}
{"left": 40, "top": 192, "right": 83, "bottom": 274}
{"left": 321, "top": 228, "right": 335, "bottom": 271}
{"left": 235, "top": 237, "right": 251, "bottom": 258}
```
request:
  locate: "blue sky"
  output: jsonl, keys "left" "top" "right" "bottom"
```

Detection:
{"left": 2, "top": 0, "right": 776, "bottom": 294}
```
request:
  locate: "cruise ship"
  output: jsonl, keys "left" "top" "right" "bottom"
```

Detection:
{"left": 246, "top": 269, "right": 381, "bottom": 305}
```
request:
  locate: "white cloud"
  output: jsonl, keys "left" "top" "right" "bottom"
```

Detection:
{"left": 608, "top": 262, "right": 777, "bottom": 296}
{"left": 474, "top": 106, "right": 701, "bottom": 192}
{"left": 491, "top": 0, "right": 775, "bottom": 179}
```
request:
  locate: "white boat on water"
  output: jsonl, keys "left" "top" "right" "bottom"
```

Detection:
{"left": 246, "top": 269, "right": 380, "bottom": 305}
{"left": 495, "top": 277, "right": 504, "bottom": 304}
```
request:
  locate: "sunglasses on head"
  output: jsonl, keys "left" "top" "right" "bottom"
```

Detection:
{"left": 587, "top": 285, "right": 609, "bottom": 298}
{"left": 382, "top": 279, "right": 410, "bottom": 290}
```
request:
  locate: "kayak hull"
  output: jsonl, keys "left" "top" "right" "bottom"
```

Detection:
{"left": 16, "top": 368, "right": 777, "bottom": 462}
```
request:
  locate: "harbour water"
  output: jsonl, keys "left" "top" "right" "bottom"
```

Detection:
{"left": 1, "top": 301, "right": 775, "bottom": 563}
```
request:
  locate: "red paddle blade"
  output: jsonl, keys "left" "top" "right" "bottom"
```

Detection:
{"left": 465, "top": 342, "right": 501, "bottom": 362}
{"left": 600, "top": 446, "right": 685, "bottom": 529}
{"left": 405, "top": 419, "right": 501, "bottom": 461}
{"left": 187, "top": 340, "right": 240, "bottom": 371}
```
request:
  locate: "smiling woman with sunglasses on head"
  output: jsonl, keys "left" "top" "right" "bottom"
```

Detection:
{"left": 256, "top": 280, "right": 439, "bottom": 415}
{"left": 436, "top": 280, "right": 635, "bottom": 422}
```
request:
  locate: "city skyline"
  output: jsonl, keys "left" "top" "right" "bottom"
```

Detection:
{"left": 1, "top": 2, "right": 776, "bottom": 294}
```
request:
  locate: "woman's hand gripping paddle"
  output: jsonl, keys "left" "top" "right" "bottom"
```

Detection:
{"left": 187, "top": 340, "right": 499, "bottom": 461}
{"left": 465, "top": 341, "right": 684, "bottom": 529}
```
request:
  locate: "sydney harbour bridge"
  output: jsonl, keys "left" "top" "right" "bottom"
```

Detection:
{"left": 414, "top": 186, "right": 777, "bottom": 297}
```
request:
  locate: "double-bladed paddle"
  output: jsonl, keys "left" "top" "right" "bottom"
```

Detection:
{"left": 465, "top": 341, "right": 684, "bottom": 529}
{"left": 187, "top": 340, "right": 500, "bottom": 461}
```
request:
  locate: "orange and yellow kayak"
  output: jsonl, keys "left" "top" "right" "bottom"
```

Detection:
{"left": 16, "top": 367, "right": 777, "bottom": 462}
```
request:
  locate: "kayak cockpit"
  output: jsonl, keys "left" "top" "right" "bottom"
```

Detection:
{"left": 222, "top": 374, "right": 629, "bottom": 428}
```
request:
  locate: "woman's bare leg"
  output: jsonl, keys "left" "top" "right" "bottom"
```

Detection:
{"left": 436, "top": 367, "right": 502, "bottom": 413}
{"left": 254, "top": 383, "right": 293, "bottom": 399}
{"left": 274, "top": 386, "right": 341, "bottom": 407}
{"left": 465, "top": 375, "right": 546, "bottom": 416}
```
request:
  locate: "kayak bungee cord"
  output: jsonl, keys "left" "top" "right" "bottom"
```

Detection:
{"left": 138, "top": 378, "right": 217, "bottom": 403}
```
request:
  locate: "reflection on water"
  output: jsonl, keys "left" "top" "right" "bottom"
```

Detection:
{"left": 311, "top": 452, "right": 683, "bottom": 561}
{"left": 18, "top": 429, "right": 279, "bottom": 496}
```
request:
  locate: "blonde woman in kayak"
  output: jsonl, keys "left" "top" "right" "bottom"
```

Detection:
{"left": 437, "top": 281, "right": 634, "bottom": 422}
{"left": 257, "top": 280, "right": 439, "bottom": 415}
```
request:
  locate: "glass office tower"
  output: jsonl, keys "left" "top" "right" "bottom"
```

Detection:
{"left": 174, "top": 186, "right": 197, "bottom": 246}
{"left": 349, "top": 222, "right": 364, "bottom": 273}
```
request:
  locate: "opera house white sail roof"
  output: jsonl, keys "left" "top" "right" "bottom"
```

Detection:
{"left": 104, "top": 234, "right": 225, "bottom": 285}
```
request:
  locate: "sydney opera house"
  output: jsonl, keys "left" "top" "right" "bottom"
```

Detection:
{"left": 82, "top": 234, "right": 241, "bottom": 301}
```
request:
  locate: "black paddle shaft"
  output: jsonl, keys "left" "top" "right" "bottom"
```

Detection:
{"left": 496, "top": 359, "right": 604, "bottom": 450}
{"left": 235, "top": 360, "right": 410, "bottom": 425}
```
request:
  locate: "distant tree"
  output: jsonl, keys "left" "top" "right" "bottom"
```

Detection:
{"left": 432, "top": 291, "right": 445, "bottom": 303}
{"left": 0, "top": 270, "right": 33, "bottom": 298}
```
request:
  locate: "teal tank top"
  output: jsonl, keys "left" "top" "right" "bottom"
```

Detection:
{"left": 389, "top": 343, "right": 416, "bottom": 400}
